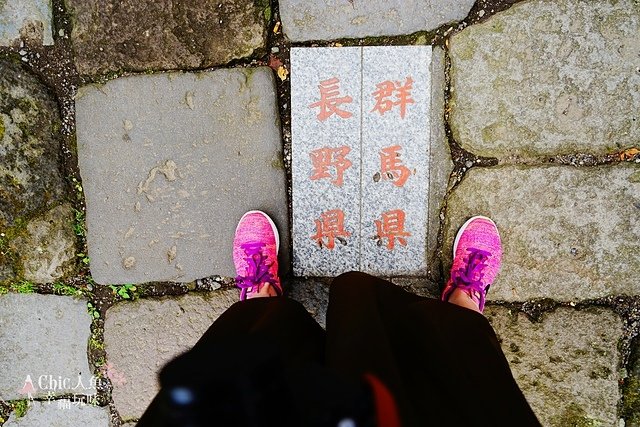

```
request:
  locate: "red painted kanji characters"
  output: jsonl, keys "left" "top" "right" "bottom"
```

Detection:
{"left": 311, "top": 209, "right": 351, "bottom": 249}
{"left": 309, "top": 77, "right": 353, "bottom": 121}
{"left": 379, "top": 145, "right": 411, "bottom": 187}
{"left": 375, "top": 209, "right": 411, "bottom": 250}
{"left": 371, "top": 77, "right": 415, "bottom": 119}
{"left": 309, "top": 146, "right": 353, "bottom": 187}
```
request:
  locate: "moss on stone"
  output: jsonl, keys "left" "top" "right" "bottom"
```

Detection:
{"left": 622, "top": 376, "right": 640, "bottom": 425}
{"left": 551, "top": 403, "right": 601, "bottom": 427}
{"left": 11, "top": 400, "right": 29, "bottom": 418}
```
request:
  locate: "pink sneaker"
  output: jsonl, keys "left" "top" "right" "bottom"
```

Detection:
{"left": 233, "top": 211, "right": 282, "bottom": 300}
{"left": 441, "top": 216, "right": 502, "bottom": 313}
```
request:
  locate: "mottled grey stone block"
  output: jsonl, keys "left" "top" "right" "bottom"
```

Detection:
{"left": 0, "top": 59, "right": 65, "bottom": 229}
{"left": 103, "top": 290, "right": 237, "bottom": 420}
{"left": 12, "top": 204, "right": 77, "bottom": 283}
{"left": 291, "top": 47, "right": 362, "bottom": 276}
{"left": 0, "top": 294, "right": 94, "bottom": 401}
{"left": 280, "top": 0, "right": 475, "bottom": 42}
{"left": 449, "top": 0, "right": 640, "bottom": 158}
{"left": 0, "top": 0, "right": 53, "bottom": 46}
{"left": 66, "top": 0, "right": 267, "bottom": 76}
{"left": 291, "top": 46, "right": 449, "bottom": 277}
{"left": 444, "top": 165, "right": 640, "bottom": 302}
{"left": 361, "top": 46, "right": 432, "bottom": 275}
{"left": 76, "top": 67, "right": 288, "bottom": 284}
{"left": 486, "top": 306, "right": 623, "bottom": 426}
{"left": 4, "top": 401, "right": 110, "bottom": 427}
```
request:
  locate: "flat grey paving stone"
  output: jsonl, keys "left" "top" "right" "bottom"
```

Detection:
{"left": 279, "top": 0, "right": 475, "bottom": 42}
{"left": 4, "top": 401, "right": 110, "bottom": 427}
{"left": 76, "top": 67, "right": 288, "bottom": 284}
{"left": 103, "top": 290, "right": 237, "bottom": 421}
{"left": 66, "top": 0, "right": 267, "bottom": 77}
{"left": 291, "top": 46, "right": 450, "bottom": 277}
{"left": 0, "top": 294, "right": 95, "bottom": 401}
{"left": 0, "top": 0, "right": 53, "bottom": 46}
{"left": 443, "top": 165, "right": 640, "bottom": 302}
{"left": 449, "top": 0, "right": 640, "bottom": 158}
{"left": 485, "top": 306, "right": 623, "bottom": 427}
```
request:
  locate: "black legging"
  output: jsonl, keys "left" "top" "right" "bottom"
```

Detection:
{"left": 138, "top": 272, "right": 540, "bottom": 427}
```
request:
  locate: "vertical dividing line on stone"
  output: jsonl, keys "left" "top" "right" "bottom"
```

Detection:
{"left": 358, "top": 47, "right": 365, "bottom": 271}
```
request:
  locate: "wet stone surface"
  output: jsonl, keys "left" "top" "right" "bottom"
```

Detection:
{"left": 66, "top": 0, "right": 268, "bottom": 77}
{"left": 103, "top": 289, "right": 237, "bottom": 421}
{"left": 3, "top": 401, "right": 110, "bottom": 426}
{"left": 444, "top": 165, "right": 640, "bottom": 302}
{"left": 279, "top": 0, "right": 475, "bottom": 42}
{"left": 486, "top": 306, "right": 623, "bottom": 427}
{"left": 0, "top": 294, "right": 94, "bottom": 401}
{"left": 0, "top": 0, "right": 53, "bottom": 46}
{"left": 449, "top": 0, "right": 640, "bottom": 158}
{"left": 76, "top": 67, "right": 288, "bottom": 284}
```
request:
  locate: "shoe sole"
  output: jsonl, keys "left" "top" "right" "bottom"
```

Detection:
{"left": 453, "top": 215, "right": 497, "bottom": 255}
{"left": 235, "top": 210, "right": 280, "bottom": 254}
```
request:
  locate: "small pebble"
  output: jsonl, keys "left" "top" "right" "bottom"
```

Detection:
{"left": 465, "top": 160, "right": 473, "bottom": 168}
{"left": 271, "top": 47, "right": 280, "bottom": 53}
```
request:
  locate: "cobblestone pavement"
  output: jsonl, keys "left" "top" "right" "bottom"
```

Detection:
{"left": 0, "top": 0, "right": 638, "bottom": 425}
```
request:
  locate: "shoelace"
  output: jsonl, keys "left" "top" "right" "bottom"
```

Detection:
{"left": 235, "top": 242, "right": 275, "bottom": 300}
{"left": 451, "top": 248, "right": 491, "bottom": 309}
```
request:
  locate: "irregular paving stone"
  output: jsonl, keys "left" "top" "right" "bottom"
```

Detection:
{"left": 0, "top": 0, "right": 53, "bottom": 46}
{"left": 279, "top": 0, "right": 475, "bottom": 42}
{"left": 66, "top": 0, "right": 267, "bottom": 76}
{"left": 76, "top": 67, "right": 288, "bottom": 284}
{"left": 485, "top": 306, "right": 623, "bottom": 427}
{"left": 443, "top": 165, "right": 640, "bottom": 302}
{"left": 103, "top": 290, "right": 237, "bottom": 420}
{"left": 11, "top": 203, "right": 76, "bottom": 283}
{"left": 4, "top": 401, "right": 110, "bottom": 426}
{"left": 0, "top": 58, "right": 65, "bottom": 229}
{"left": 0, "top": 294, "right": 94, "bottom": 401}
{"left": 449, "top": 0, "right": 640, "bottom": 157}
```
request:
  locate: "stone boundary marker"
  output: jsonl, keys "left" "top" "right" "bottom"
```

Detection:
{"left": 76, "top": 67, "right": 289, "bottom": 285}
{"left": 291, "top": 46, "right": 449, "bottom": 277}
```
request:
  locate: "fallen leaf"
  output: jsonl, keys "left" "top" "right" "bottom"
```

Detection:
{"left": 273, "top": 22, "right": 281, "bottom": 33}
{"left": 268, "top": 54, "right": 283, "bottom": 70}
{"left": 620, "top": 147, "right": 640, "bottom": 160}
{"left": 277, "top": 66, "right": 288, "bottom": 81}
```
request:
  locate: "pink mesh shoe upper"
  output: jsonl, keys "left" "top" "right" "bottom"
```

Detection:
{"left": 442, "top": 216, "right": 502, "bottom": 312}
{"left": 233, "top": 211, "right": 281, "bottom": 300}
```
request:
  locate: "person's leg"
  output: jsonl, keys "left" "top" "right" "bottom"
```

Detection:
{"left": 325, "top": 216, "right": 540, "bottom": 426}
{"left": 138, "top": 211, "right": 326, "bottom": 426}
